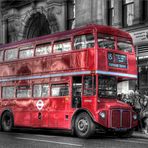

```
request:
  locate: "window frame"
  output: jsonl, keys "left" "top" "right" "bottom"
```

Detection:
{"left": 98, "top": 33, "right": 115, "bottom": 50}
{"left": 50, "top": 83, "right": 69, "bottom": 97}
{"left": 74, "top": 33, "right": 95, "bottom": 50}
{"left": 4, "top": 48, "right": 18, "bottom": 61}
{"left": 53, "top": 39, "right": 72, "bottom": 53}
{"left": 35, "top": 43, "right": 52, "bottom": 57}
{"left": 108, "top": 0, "right": 115, "bottom": 26}
{"left": 16, "top": 85, "right": 32, "bottom": 99}
{"left": 2, "top": 86, "right": 15, "bottom": 99}
{"left": 123, "top": 0, "right": 134, "bottom": 27}
{"left": 33, "top": 83, "right": 49, "bottom": 98}
{"left": 0, "top": 50, "right": 4, "bottom": 62}
{"left": 83, "top": 75, "right": 96, "bottom": 96}
{"left": 19, "top": 48, "right": 34, "bottom": 59}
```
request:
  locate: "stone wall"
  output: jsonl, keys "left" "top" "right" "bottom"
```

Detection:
{"left": 0, "top": 0, "right": 67, "bottom": 43}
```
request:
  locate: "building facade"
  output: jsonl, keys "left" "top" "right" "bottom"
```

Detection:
{"left": 0, "top": 0, "right": 148, "bottom": 94}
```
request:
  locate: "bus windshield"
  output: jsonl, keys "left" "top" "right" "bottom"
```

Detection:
{"left": 98, "top": 75, "right": 117, "bottom": 98}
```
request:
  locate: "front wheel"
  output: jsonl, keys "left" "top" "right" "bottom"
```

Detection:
{"left": 74, "top": 112, "right": 95, "bottom": 138}
{"left": 1, "top": 111, "right": 14, "bottom": 132}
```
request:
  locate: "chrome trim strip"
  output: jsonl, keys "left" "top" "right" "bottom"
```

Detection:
{"left": 0, "top": 71, "right": 91, "bottom": 82}
{"left": 96, "top": 70, "right": 137, "bottom": 78}
{"left": 0, "top": 69, "right": 137, "bottom": 83}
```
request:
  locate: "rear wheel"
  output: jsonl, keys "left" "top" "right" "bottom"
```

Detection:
{"left": 74, "top": 112, "right": 95, "bottom": 138}
{"left": 1, "top": 111, "right": 13, "bottom": 132}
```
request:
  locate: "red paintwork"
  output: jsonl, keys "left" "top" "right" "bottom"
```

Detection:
{"left": 0, "top": 24, "right": 137, "bottom": 132}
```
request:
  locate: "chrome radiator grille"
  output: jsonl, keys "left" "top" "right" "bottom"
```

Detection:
{"left": 111, "top": 109, "right": 131, "bottom": 128}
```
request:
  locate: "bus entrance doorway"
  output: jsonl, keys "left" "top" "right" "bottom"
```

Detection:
{"left": 72, "top": 76, "right": 82, "bottom": 108}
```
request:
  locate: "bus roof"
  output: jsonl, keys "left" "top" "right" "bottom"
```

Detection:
{"left": 0, "top": 24, "right": 132, "bottom": 49}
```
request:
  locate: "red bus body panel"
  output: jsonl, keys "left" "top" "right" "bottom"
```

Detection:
{"left": 0, "top": 24, "right": 138, "bottom": 132}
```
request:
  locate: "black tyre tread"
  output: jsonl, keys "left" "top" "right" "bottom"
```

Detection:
{"left": 1, "top": 111, "right": 13, "bottom": 132}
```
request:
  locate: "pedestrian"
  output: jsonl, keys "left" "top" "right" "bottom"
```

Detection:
{"left": 132, "top": 91, "right": 143, "bottom": 131}
{"left": 140, "top": 95, "right": 148, "bottom": 134}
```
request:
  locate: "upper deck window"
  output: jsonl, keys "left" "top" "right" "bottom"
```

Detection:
{"left": 98, "top": 33, "right": 115, "bottom": 49}
{"left": 53, "top": 39, "right": 71, "bottom": 53}
{"left": 117, "top": 37, "right": 132, "bottom": 53}
{"left": 74, "top": 34, "right": 94, "bottom": 50}
{"left": 19, "top": 48, "right": 34, "bottom": 59}
{"left": 35, "top": 44, "right": 52, "bottom": 56}
{"left": 5, "top": 48, "right": 18, "bottom": 61}
{"left": 33, "top": 84, "right": 49, "bottom": 98}
{"left": 0, "top": 50, "right": 4, "bottom": 62}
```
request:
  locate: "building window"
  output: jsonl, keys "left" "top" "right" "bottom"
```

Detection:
{"left": 139, "top": 66, "right": 148, "bottom": 88}
{"left": 142, "top": 0, "right": 148, "bottom": 22}
{"left": 108, "top": 0, "right": 115, "bottom": 26}
{"left": 67, "top": 0, "right": 75, "bottom": 30}
{"left": 123, "top": 0, "right": 134, "bottom": 27}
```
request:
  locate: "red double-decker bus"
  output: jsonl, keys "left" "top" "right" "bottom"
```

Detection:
{"left": 0, "top": 24, "right": 137, "bottom": 138}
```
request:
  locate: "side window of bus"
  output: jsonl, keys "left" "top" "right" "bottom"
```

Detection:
{"left": 51, "top": 83, "right": 69, "bottom": 96}
{"left": 0, "top": 50, "right": 4, "bottom": 62}
{"left": 5, "top": 48, "right": 18, "bottom": 61}
{"left": 98, "top": 33, "right": 115, "bottom": 49}
{"left": 16, "top": 85, "right": 31, "bottom": 98}
{"left": 53, "top": 39, "right": 71, "bottom": 53}
{"left": 19, "top": 48, "right": 34, "bottom": 59}
{"left": 74, "top": 34, "right": 94, "bottom": 50}
{"left": 33, "top": 84, "right": 49, "bottom": 98}
{"left": 35, "top": 44, "right": 52, "bottom": 56}
{"left": 2, "top": 86, "right": 15, "bottom": 99}
{"left": 117, "top": 37, "right": 132, "bottom": 53}
{"left": 84, "top": 76, "right": 96, "bottom": 96}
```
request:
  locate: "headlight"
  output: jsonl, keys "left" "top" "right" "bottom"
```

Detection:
{"left": 99, "top": 111, "right": 106, "bottom": 119}
{"left": 133, "top": 114, "right": 137, "bottom": 120}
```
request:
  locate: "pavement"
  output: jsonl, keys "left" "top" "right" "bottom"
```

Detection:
{"left": 133, "top": 131, "right": 148, "bottom": 139}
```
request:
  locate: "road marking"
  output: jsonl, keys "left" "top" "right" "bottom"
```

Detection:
{"left": 34, "top": 134, "right": 58, "bottom": 138}
{"left": 114, "top": 139, "right": 148, "bottom": 145}
{"left": 16, "top": 137, "right": 83, "bottom": 147}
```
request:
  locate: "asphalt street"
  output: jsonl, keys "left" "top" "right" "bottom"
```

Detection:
{"left": 0, "top": 129, "right": 148, "bottom": 148}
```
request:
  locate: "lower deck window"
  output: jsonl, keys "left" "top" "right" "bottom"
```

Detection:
{"left": 51, "top": 83, "right": 69, "bottom": 96}
{"left": 2, "top": 86, "right": 15, "bottom": 99}
{"left": 33, "top": 84, "right": 49, "bottom": 97}
{"left": 16, "top": 86, "right": 31, "bottom": 98}
{"left": 99, "top": 76, "right": 117, "bottom": 98}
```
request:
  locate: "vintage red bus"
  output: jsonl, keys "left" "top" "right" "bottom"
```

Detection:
{"left": 0, "top": 24, "right": 138, "bottom": 138}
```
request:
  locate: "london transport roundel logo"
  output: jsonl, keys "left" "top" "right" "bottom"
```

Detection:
{"left": 36, "top": 100, "right": 44, "bottom": 111}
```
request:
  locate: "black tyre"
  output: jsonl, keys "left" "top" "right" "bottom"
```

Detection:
{"left": 1, "top": 111, "right": 14, "bottom": 132}
{"left": 74, "top": 112, "right": 95, "bottom": 138}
